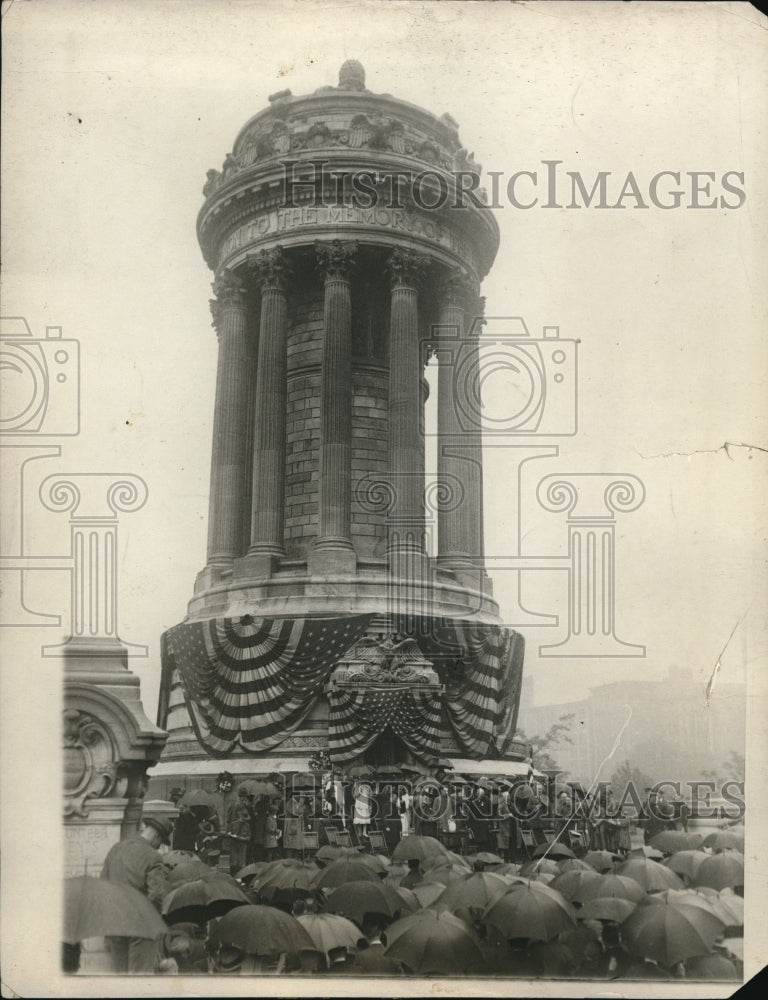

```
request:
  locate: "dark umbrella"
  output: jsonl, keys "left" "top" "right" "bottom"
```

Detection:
{"left": 396, "top": 886, "right": 422, "bottom": 913}
{"left": 629, "top": 845, "right": 665, "bottom": 861}
{"left": 409, "top": 881, "right": 446, "bottom": 909}
{"left": 702, "top": 830, "right": 744, "bottom": 852}
{"left": 235, "top": 862, "right": 271, "bottom": 884}
{"left": 251, "top": 861, "right": 318, "bottom": 902}
{"left": 383, "top": 908, "right": 485, "bottom": 974}
{"left": 692, "top": 850, "right": 744, "bottom": 891}
{"left": 314, "top": 844, "right": 361, "bottom": 866}
{"left": 620, "top": 894, "right": 726, "bottom": 966}
{"left": 578, "top": 896, "right": 637, "bottom": 923}
{"left": 210, "top": 904, "right": 317, "bottom": 957}
{"left": 311, "top": 859, "right": 381, "bottom": 889}
{"left": 664, "top": 850, "right": 709, "bottom": 880}
{"left": 650, "top": 830, "right": 704, "bottom": 853}
{"left": 532, "top": 841, "right": 575, "bottom": 861}
{"left": 483, "top": 882, "right": 576, "bottom": 941}
{"left": 392, "top": 835, "right": 448, "bottom": 865}
{"left": 473, "top": 851, "right": 504, "bottom": 866}
{"left": 162, "top": 877, "right": 249, "bottom": 925}
{"left": 162, "top": 850, "right": 198, "bottom": 868}
{"left": 684, "top": 953, "right": 739, "bottom": 980}
{"left": 165, "top": 859, "right": 215, "bottom": 884}
{"left": 573, "top": 873, "right": 646, "bottom": 904}
{"left": 64, "top": 876, "right": 167, "bottom": 944}
{"left": 424, "top": 863, "right": 472, "bottom": 886}
{"left": 321, "top": 880, "right": 406, "bottom": 927}
{"left": 617, "top": 857, "right": 684, "bottom": 893}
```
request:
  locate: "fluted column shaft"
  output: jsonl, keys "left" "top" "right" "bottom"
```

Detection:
{"left": 313, "top": 241, "right": 357, "bottom": 565}
{"left": 249, "top": 249, "right": 289, "bottom": 558}
{"left": 387, "top": 250, "right": 430, "bottom": 556}
{"left": 437, "top": 273, "right": 484, "bottom": 567}
{"left": 206, "top": 271, "right": 249, "bottom": 566}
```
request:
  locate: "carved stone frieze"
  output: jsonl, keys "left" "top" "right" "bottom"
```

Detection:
{"left": 63, "top": 708, "right": 121, "bottom": 817}
{"left": 329, "top": 636, "right": 441, "bottom": 688}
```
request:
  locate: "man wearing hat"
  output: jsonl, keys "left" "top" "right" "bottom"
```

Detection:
{"left": 101, "top": 814, "right": 174, "bottom": 972}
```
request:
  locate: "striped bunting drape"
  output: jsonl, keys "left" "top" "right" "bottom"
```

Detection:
{"left": 327, "top": 686, "right": 443, "bottom": 763}
{"left": 164, "top": 614, "right": 374, "bottom": 754}
{"left": 407, "top": 620, "right": 526, "bottom": 759}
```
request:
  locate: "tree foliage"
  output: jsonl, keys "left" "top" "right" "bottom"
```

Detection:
{"left": 516, "top": 713, "right": 576, "bottom": 775}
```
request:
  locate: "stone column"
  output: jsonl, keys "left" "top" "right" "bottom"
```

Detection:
{"left": 309, "top": 240, "right": 358, "bottom": 575}
{"left": 386, "top": 249, "right": 430, "bottom": 626}
{"left": 204, "top": 270, "right": 249, "bottom": 573}
{"left": 246, "top": 248, "right": 290, "bottom": 576}
{"left": 436, "top": 272, "right": 485, "bottom": 585}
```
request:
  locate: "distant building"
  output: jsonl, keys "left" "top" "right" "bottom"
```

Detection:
{"left": 517, "top": 669, "right": 746, "bottom": 786}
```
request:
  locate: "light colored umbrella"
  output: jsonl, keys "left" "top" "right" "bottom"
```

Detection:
{"left": 483, "top": 883, "right": 576, "bottom": 941}
{"left": 383, "top": 908, "right": 484, "bottom": 974}
{"left": 650, "top": 830, "right": 703, "bottom": 853}
{"left": 549, "top": 869, "right": 602, "bottom": 902}
{"left": 296, "top": 912, "right": 362, "bottom": 964}
{"left": 410, "top": 881, "right": 448, "bottom": 909}
{"left": 532, "top": 842, "right": 575, "bottom": 860}
{"left": 693, "top": 850, "right": 744, "bottom": 891}
{"left": 394, "top": 886, "right": 421, "bottom": 912}
{"left": 578, "top": 896, "right": 637, "bottom": 923}
{"left": 616, "top": 857, "right": 684, "bottom": 893}
{"left": 572, "top": 873, "right": 645, "bottom": 904}
{"left": 715, "top": 889, "right": 744, "bottom": 927}
{"left": 629, "top": 845, "right": 665, "bottom": 861}
{"left": 684, "top": 953, "right": 739, "bottom": 980}
{"left": 557, "top": 858, "right": 593, "bottom": 873}
{"left": 64, "top": 876, "right": 166, "bottom": 944}
{"left": 702, "top": 830, "right": 744, "bottom": 852}
{"left": 238, "top": 778, "right": 280, "bottom": 798}
{"left": 583, "top": 851, "right": 620, "bottom": 872}
{"left": 520, "top": 858, "right": 560, "bottom": 877}
{"left": 178, "top": 788, "right": 219, "bottom": 808}
{"left": 392, "top": 835, "right": 449, "bottom": 865}
{"left": 423, "top": 863, "right": 472, "bottom": 886}
{"left": 435, "top": 872, "right": 509, "bottom": 916}
{"left": 620, "top": 894, "right": 726, "bottom": 967}
{"left": 664, "top": 850, "right": 709, "bottom": 879}
{"left": 210, "top": 904, "right": 317, "bottom": 957}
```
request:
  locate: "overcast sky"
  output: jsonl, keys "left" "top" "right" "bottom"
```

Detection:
{"left": 2, "top": 1, "right": 767, "bottom": 993}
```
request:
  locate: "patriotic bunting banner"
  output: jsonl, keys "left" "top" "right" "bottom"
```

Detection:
{"left": 163, "top": 614, "right": 374, "bottom": 754}
{"left": 163, "top": 613, "right": 523, "bottom": 760}
{"left": 327, "top": 685, "right": 443, "bottom": 763}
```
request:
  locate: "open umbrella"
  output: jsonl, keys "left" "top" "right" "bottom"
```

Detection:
{"left": 322, "top": 880, "right": 406, "bottom": 927}
{"left": 314, "top": 844, "right": 361, "bottom": 866}
{"left": 210, "top": 904, "right": 317, "bottom": 956}
{"left": 557, "top": 858, "right": 593, "bottom": 873}
{"left": 235, "top": 862, "right": 270, "bottom": 883}
{"left": 617, "top": 857, "right": 684, "bottom": 893}
{"left": 162, "top": 850, "right": 198, "bottom": 868}
{"left": 409, "top": 881, "right": 446, "bottom": 909}
{"left": 162, "top": 877, "right": 249, "bottom": 925}
{"left": 238, "top": 778, "right": 280, "bottom": 798}
{"left": 383, "top": 863, "right": 410, "bottom": 887}
{"left": 442, "top": 850, "right": 472, "bottom": 870}
{"left": 165, "top": 859, "right": 216, "bottom": 885}
{"left": 395, "top": 886, "right": 422, "bottom": 912}
{"left": 423, "top": 863, "right": 473, "bottom": 886}
{"left": 251, "top": 861, "right": 318, "bottom": 902}
{"left": 650, "top": 830, "right": 703, "bottom": 854}
{"left": 472, "top": 851, "right": 504, "bottom": 866}
{"left": 383, "top": 908, "right": 484, "bottom": 974}
{"left": 620, "top": 894, "right": 726, "bottom": 967}
{"left": 629, "top": 845, "right": 665, "bottom": 861}
{"left": 178, "top": 788, "right": 219, "bottom": 808}
{"left": 311, "top": 859, "right": 381, "bottom": 889}
{"left": 483, "top": 883, "right": 576, "bottom": 941}
{"left": 520, "top": 858, "right": 560, "bottom": 877}
{"left": 692, "top": 850, "right": 744, "bottom": 891}
{"left": 664, "top": 850, "right": 709, "bottom": 880}
{"left": 296, "top": 912, "right": 362, "bottom": 964}
{"left": 578, "top": 896, "right": 637, "bottom": 923}
{"left": 583, "top": 850, "right": 620, "bottom": 872}
{"left": 702, "top": 830, "right": 744, "bottom": 852}
{"left": 345, "top": 763, "right": 376, "bottom": 778}
{"left": 392, "top": 835, "right": 448, "bottom": 865}
{"left": 715, "top": 889, "right": 744, "bottom": 927}
{"left": 572, "top": 873, "right": 645, "bottom": 904}
{"left": 64, "top": 876, "right": 167, "bottom": 944}
{"left": 435, "top": 872, "right": 509, "bottom": 917}
{"left": 549, "top": 869, "right": 602, "bottom": 902}
{"left": 684, "top": 953, "right": 739, "bottom": 980}
{"left": 532, "top": 842, "right": 575, "bottom": 861}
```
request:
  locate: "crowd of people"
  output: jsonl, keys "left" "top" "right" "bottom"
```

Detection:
{"left": 63, "top": 768, "right": 744, "bottom": 981}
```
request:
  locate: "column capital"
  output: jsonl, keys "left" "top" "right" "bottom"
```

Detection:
{"left": 438, "top": 268, "right": 480, "bottom": 312}
{"left": 209, "top": 269, "right": 246, "bottom": 333}
{"left": 316, "top": 239, "right": 358, "bottom": 281}
{"left": 386, "top": 248, "right": 431, "bottom": 289}
{"left": 246, "top": 246, "right": 291, "bottom": 292}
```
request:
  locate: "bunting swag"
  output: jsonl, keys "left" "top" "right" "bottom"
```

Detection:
{"left": 327, "top": 686, "right": 443, "bottom": 763}
{"left": 408, "top": 620, "right": 526, "bottom": 759}
{"left": 164, "top": 614, "right": 374, "bottom": 754}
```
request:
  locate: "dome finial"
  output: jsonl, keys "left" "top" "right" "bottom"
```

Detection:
{"left": 338, "top": 60, "right": 366, "bottom": 91}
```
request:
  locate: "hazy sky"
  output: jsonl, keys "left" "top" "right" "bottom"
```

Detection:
{"left": 3, "top": 1, "right": 766, "bottom": 721}
{"left": 2, "top": 2, "right": 767, "bottom": 994}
